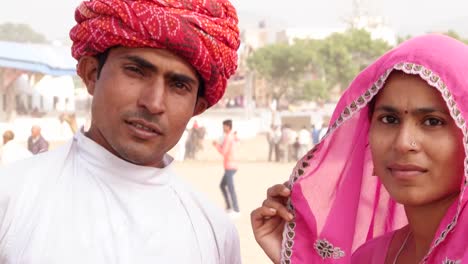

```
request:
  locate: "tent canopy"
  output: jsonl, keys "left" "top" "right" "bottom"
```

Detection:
{"left": 0, "top": 41, "right": 76, "bottom": 76}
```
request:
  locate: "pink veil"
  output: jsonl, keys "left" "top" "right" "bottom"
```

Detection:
{"left": 281, "top": 34, "right": 468, "bottom": 263}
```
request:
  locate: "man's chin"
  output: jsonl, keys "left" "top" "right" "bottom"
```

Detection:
{"left": 118, "top": 149, "right": 165, "bottom": 167}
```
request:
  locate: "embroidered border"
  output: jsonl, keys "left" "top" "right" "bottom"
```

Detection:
{"left": 442, "top": 257, "right": 461, "bottom": 264}
{"left": 314, "top": 238, "right": 345, "bottom": 259}
{"left": 280, "top": 62, "right": 468, "bottom": 263}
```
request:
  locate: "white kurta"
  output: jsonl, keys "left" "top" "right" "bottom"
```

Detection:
{"left": 1, "top": 141, "right": 32, "bottom": 165}
{"left": 0, "top": 132, "right": 241, "bottom": 264}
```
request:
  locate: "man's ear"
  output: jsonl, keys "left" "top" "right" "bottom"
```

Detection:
{"left": 193, "top": 97, "right": 208, "bottom": 116}
{"left": 77, "top": 56, "right": 99, "bottom": 96}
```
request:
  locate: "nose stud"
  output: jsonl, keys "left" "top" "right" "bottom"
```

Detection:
{"left": 410, "top": 141, "right": 417, "bottom": 148}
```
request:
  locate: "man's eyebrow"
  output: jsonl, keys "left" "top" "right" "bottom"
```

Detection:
{"left": 167, "top": 72, "right": 198, "bottom": 86}
{"left": 120, "top": 55, "right": 157, "bottom": 72}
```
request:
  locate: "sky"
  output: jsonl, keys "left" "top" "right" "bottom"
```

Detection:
{"left": 1, "top": 0, "right": 467, "bottom": 42}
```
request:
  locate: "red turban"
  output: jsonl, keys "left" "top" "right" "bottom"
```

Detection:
{"left": 70, "top": 0, "right": 240, "bottom": 106}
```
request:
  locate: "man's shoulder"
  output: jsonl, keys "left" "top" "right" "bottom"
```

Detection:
{"left": 174, "top": 176, "right": 241, "bottom": 262}
{"left": 0, "top": 140, "right": 72, "bottom": 180}
{"left": 173, "top": 175, "right": 236, "bottom": 228}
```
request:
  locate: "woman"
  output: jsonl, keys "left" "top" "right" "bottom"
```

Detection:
{"left": 251, "top": 34, "right": 468, "bottom": 263}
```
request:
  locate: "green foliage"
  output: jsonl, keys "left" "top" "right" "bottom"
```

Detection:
{"left": 397, "top": 34, "right": 412, "bottom": 45}
{"left": 301, "top": 79, "right": 329, "bottom": 101}
{"left": 442, "top": 30, "right": 468, "bottom": 44}
{"left": 247, "top": 43, "right": 310, "bottom": 100}
{"left": 248, "top": 29, "right": 392, "bottom": 102}
{"left": 399, "top": 31, "right": 468, "bottom": 45}
{"left": 0, "top": 23, "right": 47, "bottom": 43}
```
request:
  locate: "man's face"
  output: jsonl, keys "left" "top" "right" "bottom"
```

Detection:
{"left": 31, "top": 126, "right": 40, "bottom": 137}
{"left": 223, "top": 124, "right": 231, "bottom": 134}
{"left": 79, "top": 47, "right": 208, "bottom": 167}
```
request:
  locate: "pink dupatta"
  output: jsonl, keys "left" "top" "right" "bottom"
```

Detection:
{"left": 281, "top": 34, "right": 468, "bottom": 263}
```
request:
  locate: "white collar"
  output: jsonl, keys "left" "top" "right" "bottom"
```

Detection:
{"left": 74, "top": 131, "right": 174, "bottom": 186}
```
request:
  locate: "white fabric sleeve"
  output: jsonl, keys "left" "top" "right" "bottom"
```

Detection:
{"left": 223, "top": 222, "right": 242, "bottom": 264}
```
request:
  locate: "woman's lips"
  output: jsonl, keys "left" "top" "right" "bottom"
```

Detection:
{"left": 387, "top": 163, "right": 428, "bottom": 179}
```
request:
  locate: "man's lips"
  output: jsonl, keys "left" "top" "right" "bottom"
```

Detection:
{"left": 387, "top": 163, "right": 428, "bottom": 178}
{"left": 125, "top": 119, "right": 163, "bottom": 137}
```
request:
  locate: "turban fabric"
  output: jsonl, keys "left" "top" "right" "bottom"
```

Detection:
{"left": 70, "top": 0, "right": 240, "bottom": 106}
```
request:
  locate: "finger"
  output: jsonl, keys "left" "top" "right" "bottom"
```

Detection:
{"left": 262, "top": 199, "right": 294, "bottom": 222}
{"left": 267, "top": 184, "right": 291, "bottom": 199}
{"left": 250, "top": 207, "right": 278, "bottom": 229}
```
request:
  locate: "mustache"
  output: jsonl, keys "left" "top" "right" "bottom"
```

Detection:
{"left": 122, "top": 110, "right": 160, "bottom": 124}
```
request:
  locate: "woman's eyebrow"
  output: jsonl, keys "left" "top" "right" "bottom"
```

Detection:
{"left": 374, "top": 105, "right": 449, "bottom": 115}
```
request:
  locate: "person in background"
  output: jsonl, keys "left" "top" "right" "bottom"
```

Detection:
{"left": 1, "top": 130, "right": 32, "bottom": 164}
{"left": 27, "top": 125, "right": 49, "bottom": 154}
{"left": 213, "top": 119, "right": 240, "bottom": 218}
{"left": 311, "top": 123, "right": 322, "bottom": 145}
{"left": 297, "top": 126, "right": 311, "bottom": 158}
{"left": 266, "top": 124, "right": 278, "bottom": 162}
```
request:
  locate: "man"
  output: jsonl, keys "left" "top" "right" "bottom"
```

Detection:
{"left": 311, "top": 123, "right": 322, "bottom": 145}
{"left": 279, "top": 124, "right": 296, "bottom": 162}
{"left": 213, "top": 119, "right": 240, "bottom": 218}
{"left": 266, "top": 124, "right": 277, "bottom": 162}
{"left": 1, "top": 130, "right": 32, "bottom": 164}
{"left": 0, "top": 0, "right": 241, "bottom": 263}
{"left": 27, "top": 125, "right": 49, "bottom": 154}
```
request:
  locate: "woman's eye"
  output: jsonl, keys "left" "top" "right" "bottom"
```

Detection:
{"left": 381, "top": 115, "right": 399, "bottom": 124}
{"left": 423, "top": 118, "right": 443, "bottom": 126}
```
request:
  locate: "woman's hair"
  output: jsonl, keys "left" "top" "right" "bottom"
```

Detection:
{"left": 368, "top": 96, "right": 377, "bottom": 121}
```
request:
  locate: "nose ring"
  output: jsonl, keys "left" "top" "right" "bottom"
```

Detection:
{"left": 410, "top": 141, "right": 417, "bottom": 147}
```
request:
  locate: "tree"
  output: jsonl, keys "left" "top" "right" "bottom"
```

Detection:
{"left": 443, "top": 30, "right": 468, "bottom": 44}
{"left": 247, "top": 43, "right": 311, "bottom": 101}
{"left": 0, "top": 23, "right": 47, "bottom": 43}
{"left": 399, "top": 30, "right": 468, "bottom": 45}
{"left": 300, "top": 79, "right": 330, "bottom": 101}
{"left": 317, "top": 29, "right": 391, "bottom": 91}
{"left": 247, "top": 29, "right": 392, "bottom": 104}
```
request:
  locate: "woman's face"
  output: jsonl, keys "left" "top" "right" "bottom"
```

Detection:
{"left": 369, "top": 72, "right": 465, "bottom": 206}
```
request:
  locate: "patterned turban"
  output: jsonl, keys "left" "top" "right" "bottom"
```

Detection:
{"left": 70, "top": 0, "right": 240, "bottom": 106}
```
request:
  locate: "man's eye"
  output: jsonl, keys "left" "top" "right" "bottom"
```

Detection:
{"left": 173, "top": 81, "right": 189, "bottom": 91}
{"left": 125, "top": 66, "right": 144, "bottom": 76}
{"left": 381, "top": 115, "right": 399, "bottom": 124}
{"left": 423, "top": 118, "right": 443, "bottom": 126}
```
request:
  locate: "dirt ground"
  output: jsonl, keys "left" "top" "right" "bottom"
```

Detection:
{"left": 173, "top": 137, "right": 298, "bottom": 264}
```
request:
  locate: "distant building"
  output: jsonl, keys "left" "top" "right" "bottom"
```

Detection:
{"left": 0, "top": 41, "right": 77, "bottom": 120}
{"left": 351, "top": 16, "right": 397, "bottom": 46}
{"left": 0, "top": 74, "right": 76, "bottom": 118}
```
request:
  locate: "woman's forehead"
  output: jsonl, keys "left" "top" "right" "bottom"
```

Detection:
{"left": 375, "top": 71, "right": 448, "bottom": 109}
